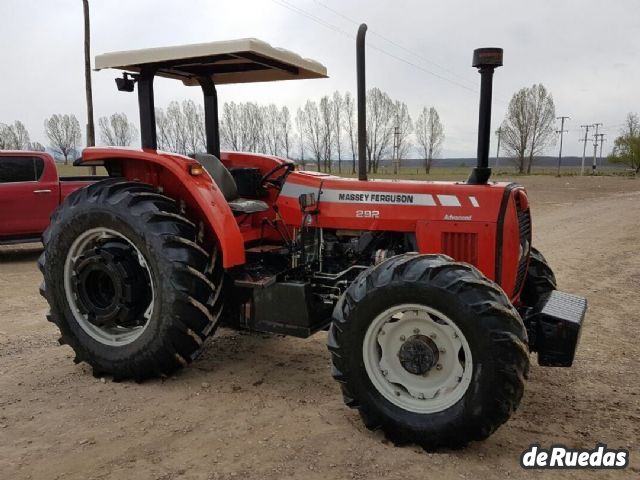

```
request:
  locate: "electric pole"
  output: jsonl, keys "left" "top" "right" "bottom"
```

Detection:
{"left": 392, "top": 122, "right": 400, "bottom": 176}
{"left": 579, "top": 124, "right": 591, "bottom": 175}
{"left": 556, "top": 116, "right": 569, "bottom": 176}
{"left": 82, "top": 0, "right": 96, "bottom": 174}
{"left": 596, "top": 133, "right": 606, "bottom": 169}
{"left": 592, "top": 123, "right": 602, "bottom": 174}
{"left": 495, "top": 127, "right": 502, "bottom": 168}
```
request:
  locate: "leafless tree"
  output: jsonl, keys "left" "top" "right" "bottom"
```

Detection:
{"left": 415, "top": 107, "right": 444, "bottom": 174}
{"left": 393, "top": 100, "right": 413, "bottom": 173}
{"left": 263, "top": 104, "right": 281, "bottom": 156}
{"left": 297, "top": 101, "right": 323, "bottom": 171}
{"left": 29, "top": 141, "right": 46, "bottom": 152}
{"left": 98, "top": 113, "right": 138, "bottom": 146}
{"left": 280, "top": 106, "right": 292, "bottom": 159}
{"left": 343, "top": 92, "right": 357, "bottom": 173}
{"left": 44, "top": 114, "right": 82, "bottom": 164}
{"left": 155, "top": 100, "right": 205, "bottom": 155}
{"left": 525, "top": 84, "right": 556, "bottom": 173}
{"left": 501, "top": 84, "right": 555, "bottom": 174}
{"left": 331, "top": 91, "right": 344, "bottom": 173}
{"left": 366, "top": 88, "right": 395, "bottom": 173}
{"left": 0, "top": 121, "right": 31, "bottom": 150}
{"left": 295, "top": 110, "right": 306, "bottom": 168}
{"left": 319, "top": 96, "right": 333, "bottom": 172}
{"left": 220, "top": 101, "right": 243, "bottom": 151}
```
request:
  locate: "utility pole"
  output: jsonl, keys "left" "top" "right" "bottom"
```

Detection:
{"left": 392, "top": 125, "right": 399, "bottom": 176}
{"left": 82, "top": 0, "right": 96, "bottom": 175}
{"left": 592, "top": 123, "right": 602, "bottom": 175}
{"left": 596, "top": 133, "right": 606, "bottom": 169}
{"left": 579, "top": 124, "right": 591, "bottom": 175}
{"left": 495, "top": 127, "right": 502, "bottom": 168}
{"left": 556, "top": 116, "right": 570, "bottom": 176}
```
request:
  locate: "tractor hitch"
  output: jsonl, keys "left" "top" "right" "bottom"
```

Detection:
{"left": 522, "top": 290, "right": 587, "bottom": 367}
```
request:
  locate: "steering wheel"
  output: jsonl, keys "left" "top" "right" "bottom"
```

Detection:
{"left": 260, "top": 162, "right": 294, "bottom": 189}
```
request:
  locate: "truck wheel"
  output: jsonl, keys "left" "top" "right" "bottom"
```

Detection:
{"left": 327, "top": 254, "right": 529, "bottom": 450}
{"left": 520, "top": 247, "right": 557, "bottom": 307}
{"left": 39, "top": 179, "right": 224, "bottom": 380}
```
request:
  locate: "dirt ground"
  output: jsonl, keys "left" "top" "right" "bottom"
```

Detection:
{"left": 1, "top": 175, "right": 638, "bottom": 480}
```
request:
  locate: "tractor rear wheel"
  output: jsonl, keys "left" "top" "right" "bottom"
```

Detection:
{"left": 520, "top": 247, "right": 557, "bottom": 307}
{"left": 328, "top": 253, "right": 529, "bottom": 450}
{"left": 39, "top": 179, "right": 224, "bottom": 380}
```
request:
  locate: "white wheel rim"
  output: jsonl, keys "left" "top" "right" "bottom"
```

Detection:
{"left": 363, "top": 303, "right": 473, "bottom": 414}
{"left": 63, "top": 227, "right": 155, "bottom": 346}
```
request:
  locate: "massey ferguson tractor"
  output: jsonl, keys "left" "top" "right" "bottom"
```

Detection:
{"left": 39, "top": 25, "right": 587, "bottom": 449}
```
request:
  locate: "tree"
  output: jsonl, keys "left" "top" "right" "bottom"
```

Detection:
{"left": 280, "top": 106, "right": 292, "bottom": 159}
{"left": 609, "top": 112, "right": 640, "bottom": 173}
{"left": 98, "top": 113, "right": 138, "bottom": 146}
{"left": 500, "top": 84, "right": 556, "bottom": 174}
{"left": 331, "top": 91, "right": 344, "bottom": 173}
{"left": 155, "top": 100, "right": 205, "bottom": 155}
{"left": 343, "top": 92, "right": 357, "bottom": 173}
{"left": 365, "top": 88, "right": 395, "bottom": 173}
{"left": 297, "top": 101, "right": 323, "bottom": 171}
{"left": 415, "top": 107, "right": 444, "bottom": 174}
{"left": 392, "top": 100, "right": 413, "bottom": 173}
{"left": 44, "top": 114, "right": 82, "bottom": 163}
{"left": 0, "top": 121, "right": 31, "bottom": 150}
{"left": 319, "top": 95, "right": 333, "bottom": 172}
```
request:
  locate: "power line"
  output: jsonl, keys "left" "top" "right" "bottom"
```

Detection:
{"left": 591, "top": 123, "right": 603, "bottom": 174}
{"left": 311, "top": 0, "right": 477, "bottom": 89}
{"left": 495, "top": 127, "right": 502, "bottom": 168}
{"left": 579, "top": 124, "right": 591, "bottom": 175}
{"left": 270, "top": 0, "right": 479, "bottom": 95}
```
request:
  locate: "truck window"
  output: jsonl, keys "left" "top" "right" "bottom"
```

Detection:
{"left": 0, "top": 156, "right": 44, "bottom": 183}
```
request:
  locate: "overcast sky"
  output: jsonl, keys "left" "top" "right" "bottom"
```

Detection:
{"left": 1, "top": 0, "right": 638, "bottom": 157}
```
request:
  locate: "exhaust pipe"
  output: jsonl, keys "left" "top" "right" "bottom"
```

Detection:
{"left": 467, "top": 47, "right": 503, "bottom": 185}
{"left": 357, "top": 24, "right": 368, "bottom": 181}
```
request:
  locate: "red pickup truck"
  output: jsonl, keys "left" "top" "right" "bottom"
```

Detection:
{"left": 0, "top": 151, "right": 103, "bottom": 244}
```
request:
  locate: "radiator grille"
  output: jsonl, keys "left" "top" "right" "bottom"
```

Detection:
{"left": 441, "top": 232, "right": 478, "bottom": 266}
{"left": 514, "top": 194, "right": 532, "bottom": 294}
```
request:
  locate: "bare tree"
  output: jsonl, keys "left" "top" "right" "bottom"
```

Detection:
{"left": 0, "top": 121, "right": 32, "bottom": 150}
{"left": 98, "top": 113, "right": 138, "bottom": 146}
{"left": 501, "top": 84, "right": 556, "bottom": 174}
{"left": 331, "top": 91, "right": 344, "bottom": 173}
{"left": 319, "top": 96, "right": 333, "bottom": 172}
{"left": 280, "top": 106, "right": 292, "bottom": 159}
{"left": 415, "top": 107, "right": 444, "bottom": 174}
{"left": 295, "top": 109, "right": 307, "bottom": 167}
{"left": 44, "top": 114, "right": 82, "bottom": 164}
{"left": 343, "top": 92, "right": 357, "bottom": 173}
{"left": 155, "top": 100, "right": 205, "bottom": 155}
{"left": 263, "top": 104, "right": 281, "bottom": 156}
{"left": 297, "top": 101, "right": 323, "bottom": 171}
{"left": 393, "top": 100, "right": 413, "bottom": 172}
{"left": 525, "top": 84, "right": 556, "bottom": 173}
{"left": 366, "top": 88, "right": 395, "bottom": 173}
{"left": 220, "top": 101, "right": 243, "bottom": 151}
{"left": 29, "top": 141, "right": 46, "bottom": 152}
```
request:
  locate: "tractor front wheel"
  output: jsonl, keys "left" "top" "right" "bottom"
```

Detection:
{"left": 39, "top": 179, "right": 224, "bottom": 380}
{"left": 328, "top": 254, "right": 529, "bottom": 450}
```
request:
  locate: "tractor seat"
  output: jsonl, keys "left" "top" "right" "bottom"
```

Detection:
{"left": 194, "top": 153, "right": 269, "bottom": 214}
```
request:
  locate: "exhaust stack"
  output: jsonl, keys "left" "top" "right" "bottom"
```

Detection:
{"left": 467, "top": 47, "right": 503, "bottom": 185}
{"left": 356, "top": 24, "right": 368, "bottom": 181}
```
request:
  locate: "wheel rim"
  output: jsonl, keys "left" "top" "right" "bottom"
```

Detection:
{"left": 63, "top": 228, "right": 155, "bottom": 346}
{"left": 363, "top": 304, "right": 473, "bottom": 414}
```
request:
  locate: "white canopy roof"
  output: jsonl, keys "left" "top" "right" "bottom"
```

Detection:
{"left": 95, "top": 38, "right": 328, "bottom": 85}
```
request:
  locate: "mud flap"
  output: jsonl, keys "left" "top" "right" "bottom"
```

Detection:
{"left": 524, "top": 290, "right": 587, "bottom": 367}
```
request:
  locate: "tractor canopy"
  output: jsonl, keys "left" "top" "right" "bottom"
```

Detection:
{"left": 95, "top": 39, "right": 327, "bottom": 155}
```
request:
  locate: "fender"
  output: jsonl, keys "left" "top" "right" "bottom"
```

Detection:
{"left": 77, "top": 147, "right": 246, "bottom": 268}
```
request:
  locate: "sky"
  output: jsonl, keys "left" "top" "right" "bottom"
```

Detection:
{"left": 0, "top": 0, "right": 638, "bottom": 158}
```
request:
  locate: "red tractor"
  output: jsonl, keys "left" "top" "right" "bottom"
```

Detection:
{"left": 40, "top": 26, "right": 586, "bottom": 449}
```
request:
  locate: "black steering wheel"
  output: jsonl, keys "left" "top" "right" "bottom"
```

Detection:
{"left": 260, "top": 162, "right": 294, "bottom": 189}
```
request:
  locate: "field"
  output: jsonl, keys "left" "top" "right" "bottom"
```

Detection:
{"left": 1, "top": 175, "right": 639, "bottom": 479}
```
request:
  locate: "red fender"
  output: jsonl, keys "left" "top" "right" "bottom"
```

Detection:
{"left": 78, "top": 147, "right": 246, "bottom": 268}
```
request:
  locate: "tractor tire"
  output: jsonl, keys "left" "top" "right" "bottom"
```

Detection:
{"left": 39, "top": 178, "right": 224, "bottom": 381}
{"left": 327, "top": 253, "right": 529, "bottom": 450}
{"left": 520, "top": 247, "right": 557, "bottom": 307}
